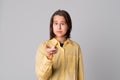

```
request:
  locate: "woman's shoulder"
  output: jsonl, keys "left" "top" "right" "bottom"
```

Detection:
{"left": 70, "top": 39, "right": 81, "bottom": 47}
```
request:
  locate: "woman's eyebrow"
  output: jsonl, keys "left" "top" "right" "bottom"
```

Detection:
{"left": 53, "top": 21, "right": 57, "bottom": 22}
{"left": 53, "top": 20, "right": 66, "bottom": 23}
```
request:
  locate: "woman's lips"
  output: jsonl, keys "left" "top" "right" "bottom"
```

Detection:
{"left": 56, "top": 31, "right": 62, "bottom": 33}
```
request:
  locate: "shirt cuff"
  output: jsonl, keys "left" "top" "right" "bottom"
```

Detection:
{"left": 42, "top": 56, "right": 53, "bottom": 66}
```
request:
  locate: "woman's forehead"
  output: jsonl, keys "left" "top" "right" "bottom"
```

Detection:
{"left": 53, "top": 15, "right": 66, "bottom": 22}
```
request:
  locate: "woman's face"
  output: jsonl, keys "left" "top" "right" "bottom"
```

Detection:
{"left": 53, "top": 15, "right": 68, "bottom": 38}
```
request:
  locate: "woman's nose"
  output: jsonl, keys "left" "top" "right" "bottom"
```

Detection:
{"left": 58, "top": 24, "right": 61, "bottom": 29}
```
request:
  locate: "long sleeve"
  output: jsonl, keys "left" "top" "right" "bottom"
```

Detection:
{"left": 35, "top": 38, "right": 84, "bottom": 80}
{"left": 78, "top": 46, "right": 84, "bottom": 80}
{"left": 35, "top": 42, "right": 53, "bottom": 80}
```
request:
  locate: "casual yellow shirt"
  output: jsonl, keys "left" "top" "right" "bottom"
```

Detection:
{"left": 35, "top": 38, "right": 84, "bottom": 80}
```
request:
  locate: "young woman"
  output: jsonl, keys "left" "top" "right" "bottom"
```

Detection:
{"left": 35, "top": 9, "right": 84, "bottom": 80}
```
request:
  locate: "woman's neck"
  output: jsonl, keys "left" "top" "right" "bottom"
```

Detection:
{"left": 55, "top": 37, "right": 67, "bottom": 43}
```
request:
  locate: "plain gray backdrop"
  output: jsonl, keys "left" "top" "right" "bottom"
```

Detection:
{"left": 0, "top": 0, "right": 120, "bottom": 80}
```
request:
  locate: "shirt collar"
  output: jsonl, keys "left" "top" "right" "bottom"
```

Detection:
{"left": 49, "top": 38, "right": 73, "bottom": 46}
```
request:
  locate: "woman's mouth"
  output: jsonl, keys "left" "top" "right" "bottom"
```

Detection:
{"left": 57, "top": 31, "right": 62, "bottom": 33}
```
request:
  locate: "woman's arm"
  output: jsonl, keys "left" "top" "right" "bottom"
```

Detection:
{"left": 35, "top": 42, "right": 53, "bottom": 80}
{"left": 78, "top": 46, "right": 84, "bottom": 80}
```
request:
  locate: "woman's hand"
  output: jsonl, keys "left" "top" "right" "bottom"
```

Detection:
{"left": 46, "top": 45, "right": 57, "bottom": 60}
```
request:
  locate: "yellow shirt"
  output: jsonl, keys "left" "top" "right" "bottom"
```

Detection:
{"left": 35, "top": 38, "right": 84, "bottom": 80}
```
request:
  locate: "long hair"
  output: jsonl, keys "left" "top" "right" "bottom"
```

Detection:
{"left": 49, "top": 9, "right": 72, "bottom": 39}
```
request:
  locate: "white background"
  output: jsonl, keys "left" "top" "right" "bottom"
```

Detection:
{"left": 0, "top": 0, "right": 120, "bottom": 80}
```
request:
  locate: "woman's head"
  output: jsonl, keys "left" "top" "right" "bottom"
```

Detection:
{"left": 50, "top": 9, "right": 72, "bottom": 39}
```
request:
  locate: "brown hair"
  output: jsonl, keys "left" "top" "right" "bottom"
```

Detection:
{"left": 49, "top": 9, "right": 72, "bottom": 39}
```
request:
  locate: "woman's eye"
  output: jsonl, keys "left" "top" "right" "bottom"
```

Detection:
{"left": 61, "top": 23, "right": 65, "bottom": 25}
{"left": 54, "top": 23, "right": 58, "bottom": 25}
